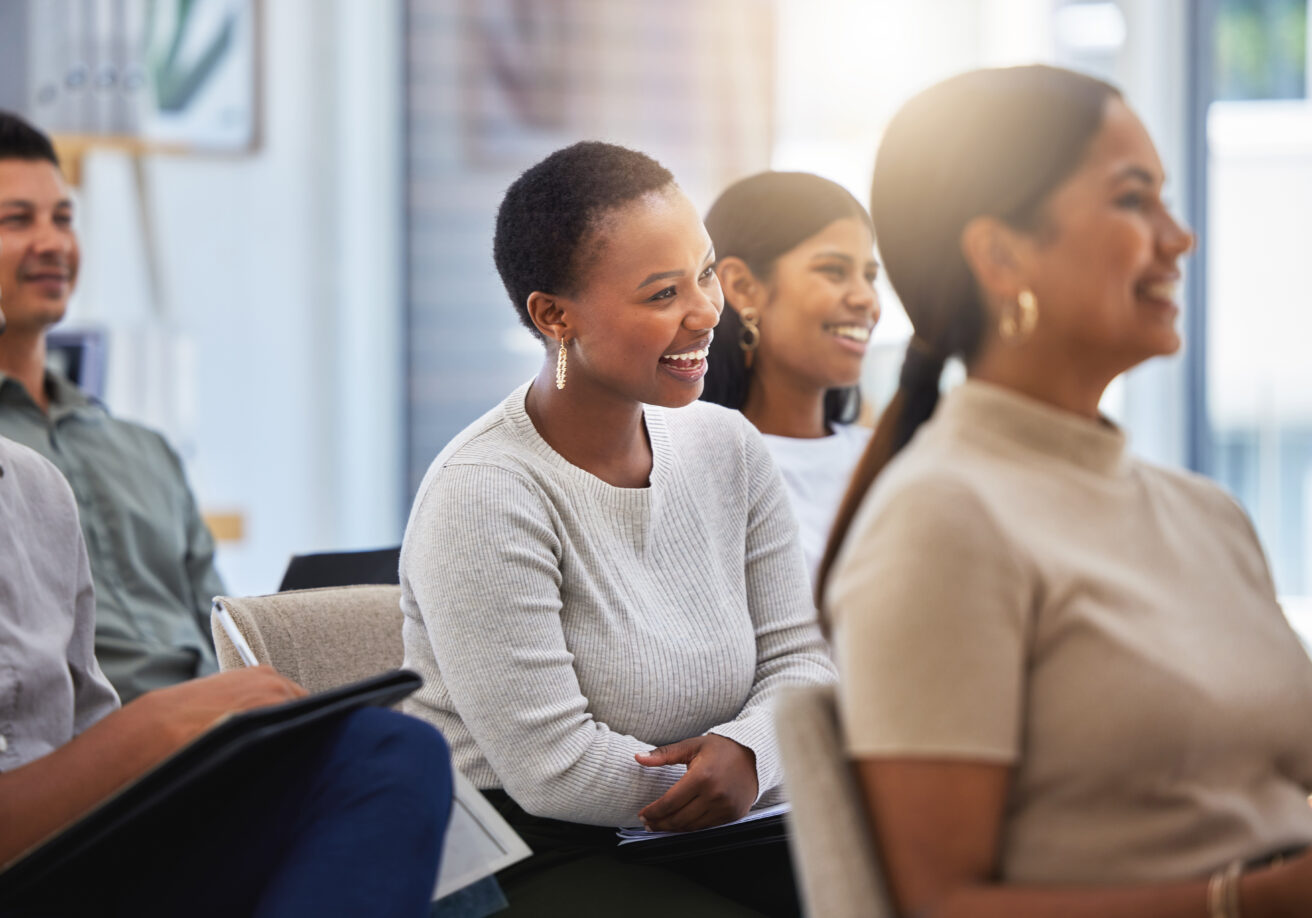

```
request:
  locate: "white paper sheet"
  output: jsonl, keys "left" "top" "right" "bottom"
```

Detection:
{"left": 432, "top": 771, "right": 532, "bottom": 900}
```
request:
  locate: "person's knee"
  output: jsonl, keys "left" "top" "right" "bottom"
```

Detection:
{"left": 349, "top": 707, "right": 448, "bottom": 769}
{"left": 335, "top": 707, "right": 453, "bottom": 809}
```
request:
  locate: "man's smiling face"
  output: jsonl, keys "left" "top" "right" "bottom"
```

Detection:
{"left": 0, "top": 158, "right": 79, "bottom": 336}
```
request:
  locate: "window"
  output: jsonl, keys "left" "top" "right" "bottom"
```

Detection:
{"left": 1202, "top": 0, "right": 1312, "bottom": 616}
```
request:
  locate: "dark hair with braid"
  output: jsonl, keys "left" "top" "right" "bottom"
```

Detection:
{"left": 699, "top": 171, "right": 872, "bottom": 426}
{"left": 816, "top": 65, "right": 1121, "bottom": 604}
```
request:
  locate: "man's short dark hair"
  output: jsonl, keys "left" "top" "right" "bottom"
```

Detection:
{"left": 492, "top": 141, "right": 674, "bottom": 340}
{"left": 0, "top": 111, "right": 59, "bottom": 167}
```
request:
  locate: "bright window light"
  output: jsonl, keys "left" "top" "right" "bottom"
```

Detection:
{"left": 1055, "top": 2, "right": 1128, "bottom": 53}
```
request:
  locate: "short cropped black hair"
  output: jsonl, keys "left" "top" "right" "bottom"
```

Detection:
{"left": 493, "top": 141, "right": 675, "bottom": 340}
{"left": 0, "top": 111, "right": 60, "bottom": 167}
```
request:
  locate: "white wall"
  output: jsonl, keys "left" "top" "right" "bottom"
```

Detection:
{"left": 66, "top": 0, "right": 405, "bottom": 595}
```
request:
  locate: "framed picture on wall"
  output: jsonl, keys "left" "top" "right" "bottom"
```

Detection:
{"left": 0, "top": 0, "right": 262, "bottom": 155}
{"left": 141, "top": 0, "right": 262, "bottom": 151}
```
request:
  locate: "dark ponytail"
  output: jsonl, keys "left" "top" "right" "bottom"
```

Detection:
{"left": 816, "top": 65, "right": 1120, "bottom": 608}
{"left": 814, "top": 342, "right": 945, "bottom": 608}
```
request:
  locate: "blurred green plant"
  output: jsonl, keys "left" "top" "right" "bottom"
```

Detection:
{"left": 144, "top": 0, "right": 239, "bottom": 113}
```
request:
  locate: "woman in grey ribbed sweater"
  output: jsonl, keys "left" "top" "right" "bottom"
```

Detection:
{"left": 399, "top": 142, "right": 836, "bottom": 916}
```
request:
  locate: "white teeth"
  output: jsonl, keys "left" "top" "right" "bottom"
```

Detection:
{"left": 1139, "top": 281, "right": 1178, "bottom": 301}
{"left": 828, "top": 325, "right": 871, "bottom": 342}
{"left": 661, "top": 347, "right": 709, "bottom": 361}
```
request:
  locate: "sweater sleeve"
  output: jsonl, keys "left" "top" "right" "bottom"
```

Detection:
{"left": 402, "top": 463, "right": 689, "bottom": 826}
{"left": 830, "top": 473, "right": 1030, "bottom": 762}
{"left": 704, "top": 427, "right": 838, "bottom": 798}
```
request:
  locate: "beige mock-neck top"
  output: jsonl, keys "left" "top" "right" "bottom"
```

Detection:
{"left": 830, "top": 379, "right": 1312, "bottom": 884}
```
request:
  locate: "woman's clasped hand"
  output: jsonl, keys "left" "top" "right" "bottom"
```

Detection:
{"left": 635, "top": 734, "right": 759, "bottom": 832}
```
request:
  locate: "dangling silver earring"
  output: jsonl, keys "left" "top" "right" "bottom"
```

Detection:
{"left": 555, "top": 339, "right": 568, "bottom": 390}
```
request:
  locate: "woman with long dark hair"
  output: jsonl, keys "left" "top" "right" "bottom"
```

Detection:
{"left": 701, "top": 172, "right": 879, "bottom": 578}
{"left": 822, "top": 65, "right": 1312, "bottom": 916}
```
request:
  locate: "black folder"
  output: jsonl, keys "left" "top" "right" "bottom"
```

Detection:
{"left": 0, "top": 669, "right": 422, "bottom": 898}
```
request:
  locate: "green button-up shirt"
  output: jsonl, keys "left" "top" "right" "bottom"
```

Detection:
{"left": 0, "top": 370, "right": 220, "bottom": 701}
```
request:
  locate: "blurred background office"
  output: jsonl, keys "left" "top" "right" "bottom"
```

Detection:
{"left": 2, "top": 0, "right": 1308, "bottom": 629}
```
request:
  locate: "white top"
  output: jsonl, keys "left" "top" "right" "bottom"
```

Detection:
{"left": 761, "top": 424, "right": 871, "bottom": 581}
{"left": 400, "top": 382, "right": 836, "bottom": 827}
{"left": 830, "top": 380, "right": 1312, "bottom": 884}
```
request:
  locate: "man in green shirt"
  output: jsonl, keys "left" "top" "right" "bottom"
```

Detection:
{"left": 0, "top": 111, "right": 220, "bottom": 701}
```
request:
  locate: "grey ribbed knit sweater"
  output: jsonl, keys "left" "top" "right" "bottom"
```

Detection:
{"left": 399, "top": 381, "right": 836, "bottom": 827}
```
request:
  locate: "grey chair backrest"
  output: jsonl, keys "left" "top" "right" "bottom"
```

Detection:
{"left": 211, "top": 584, "right": 404, "bottom": 693}
{"left": 775, "top": 683, "right": 894, "bottom": 918}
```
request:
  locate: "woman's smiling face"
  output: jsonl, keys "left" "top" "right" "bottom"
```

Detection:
{"left": 1012, "top": 98, "right": 1195, "bottom": 374}
{"left": 750, "top": 216, "right": 880, "bottom": 393}
{"left": 557, "top": 186, "right": 724, "bottom": 408}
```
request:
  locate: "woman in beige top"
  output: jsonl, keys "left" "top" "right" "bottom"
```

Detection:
{"left": 821, "top": 65, "right": 1312, "bottom": 917}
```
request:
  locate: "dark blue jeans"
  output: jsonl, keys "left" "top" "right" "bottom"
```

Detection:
{"left": 5, "top": 707, "right": 453, "bottom": 918}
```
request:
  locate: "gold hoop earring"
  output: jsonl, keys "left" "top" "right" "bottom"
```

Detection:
{"left": 555, "top": 339, "right": 568, "bottom": 390}
{"left": 1000, "top": 288, "right": 1039, "bottom": 341}
{"left": 738, "top": 307, "right": 760, "bottom": 369}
